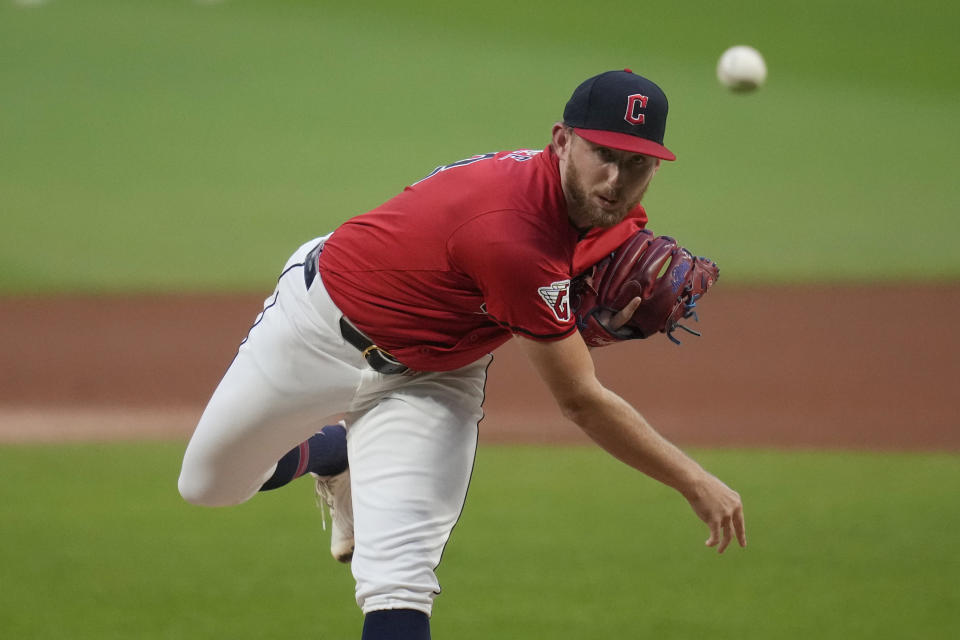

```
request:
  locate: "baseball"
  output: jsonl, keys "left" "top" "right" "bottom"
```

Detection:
{"left": 716, "top": 45, "right": 767, "bottom": 92}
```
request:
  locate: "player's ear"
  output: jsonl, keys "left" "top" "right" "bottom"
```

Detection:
{"left": 552, "top": 123, "right": 574, "bottom": 160}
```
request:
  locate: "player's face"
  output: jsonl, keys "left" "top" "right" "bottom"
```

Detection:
{"left": 554, "top": 125, "right": 660, "bottom": 230}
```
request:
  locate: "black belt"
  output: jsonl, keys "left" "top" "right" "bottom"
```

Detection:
{"left": 338, "top": 316, "right": 409, "bottom": 375}
{"left": 302, "top": 239, "right": 409, "bottom": 375}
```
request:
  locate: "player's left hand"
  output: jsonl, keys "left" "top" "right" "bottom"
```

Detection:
{"left": 571, "top": 229, "right": 719, "bottom": 347}
{"left": 601, "top": 296, "right": 643, "bottom": 331}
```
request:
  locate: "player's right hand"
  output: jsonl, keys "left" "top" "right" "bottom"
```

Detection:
{"left": 684, "top": 473, "right": 746, "bottom": 554}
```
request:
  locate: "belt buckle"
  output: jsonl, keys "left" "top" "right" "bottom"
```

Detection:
{"left": 362, "top": 345, "right": 407, "bottom": 375}
{"left": 361, "top": 345, "right": 382, "bottom": 359}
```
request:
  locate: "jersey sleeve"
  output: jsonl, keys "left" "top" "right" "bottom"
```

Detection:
{"left": 448, "top": 211, "right": 577, "bottom": 341}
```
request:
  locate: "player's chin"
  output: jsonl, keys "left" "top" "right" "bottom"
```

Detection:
{"left": 569, "top": 201, "right": 629, "bottom": 230}
{"left": 588, "top": 206, "right": 630, "bottom": 229}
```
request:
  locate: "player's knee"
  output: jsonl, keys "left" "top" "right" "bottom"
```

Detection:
{"left": 177, "top": 472, "right": 211, "bottom": 506}
{"left": 177, "top": 470, "right": 239, "bottom": 507}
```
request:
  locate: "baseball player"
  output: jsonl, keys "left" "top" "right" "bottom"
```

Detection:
{"left": 178, "top": 69, "right": 746, "bottom": 640}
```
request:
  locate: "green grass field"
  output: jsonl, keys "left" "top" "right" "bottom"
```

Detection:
{"left": 2, "top": 0, "right": 959, "bottom": 292}
{"left": 1, "top": 443, "right": 957, "bottom": 639}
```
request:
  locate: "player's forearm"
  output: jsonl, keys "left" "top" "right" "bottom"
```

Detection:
{"left": 565, "top": 388, "right": 707, "bottom": 496}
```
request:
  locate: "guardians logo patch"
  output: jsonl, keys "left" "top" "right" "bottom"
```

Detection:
{"left": 538, "top": 279, "right": 572, "bottom": 322}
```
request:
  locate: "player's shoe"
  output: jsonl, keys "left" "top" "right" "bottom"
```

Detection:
{"left": 313, "top": 469, "right": 354, "bottom": 563}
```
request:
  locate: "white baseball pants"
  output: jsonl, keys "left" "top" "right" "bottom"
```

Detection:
{"left": 178, "top": 237, "right": 491, "bottom": 616}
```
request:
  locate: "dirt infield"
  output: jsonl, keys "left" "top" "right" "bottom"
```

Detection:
{"left": 2, "top": 285, "right": 958, "bottom": 450}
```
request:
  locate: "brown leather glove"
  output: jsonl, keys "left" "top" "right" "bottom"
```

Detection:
{"left": 572, "top": 230, "right": 720, "bottom": 347}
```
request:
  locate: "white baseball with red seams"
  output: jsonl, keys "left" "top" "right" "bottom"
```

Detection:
{"left": 717, "top": 45, "right": 767, "bottom": 91}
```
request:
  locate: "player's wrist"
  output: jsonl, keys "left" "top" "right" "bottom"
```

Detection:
{"left": 675, "top": 467, "right": 718, "bottom": 501}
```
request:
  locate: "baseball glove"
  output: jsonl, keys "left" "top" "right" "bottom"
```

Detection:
{"left": 571, "top": 229, "right": 719, "bottom": 347}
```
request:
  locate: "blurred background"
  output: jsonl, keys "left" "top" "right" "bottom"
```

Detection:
{"left": 1, "top": 1, "right": 958, "bottom": 638}
{"left": 3, "top": 0, "right": 958, "bottom": 292}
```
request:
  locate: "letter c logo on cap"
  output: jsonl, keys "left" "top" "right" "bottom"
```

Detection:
{"left": 624, "top": 94, "right": 649, "bottom": 125}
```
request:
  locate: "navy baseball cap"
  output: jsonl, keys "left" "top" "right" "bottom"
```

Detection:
{"left": 563, "top": 69, "right": 676, "bottom": 161}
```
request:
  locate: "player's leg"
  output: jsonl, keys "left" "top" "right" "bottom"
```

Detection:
{"left": 345, "top": 355, "right": 492, "bottom": 635}
{"left": 178, "top": 238, "right": 362, "bottom": 507}
{"left": 256, "top": 421, "right": 355, "bottom": 562}
{"left": 259, "top": 422, "right": 348, "bottom": 491}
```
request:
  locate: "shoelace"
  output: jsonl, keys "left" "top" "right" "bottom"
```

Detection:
{"left": 314, "top": 477, "right": 331, "bottom": 532}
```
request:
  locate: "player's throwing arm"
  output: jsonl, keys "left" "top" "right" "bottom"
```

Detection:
{"left": 524, "top": 228, "right": 746, "bottom": 553}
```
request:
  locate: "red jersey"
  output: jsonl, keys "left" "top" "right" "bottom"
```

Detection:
{"left": 319, "top": 145, "right": 647, "bottom": 371}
